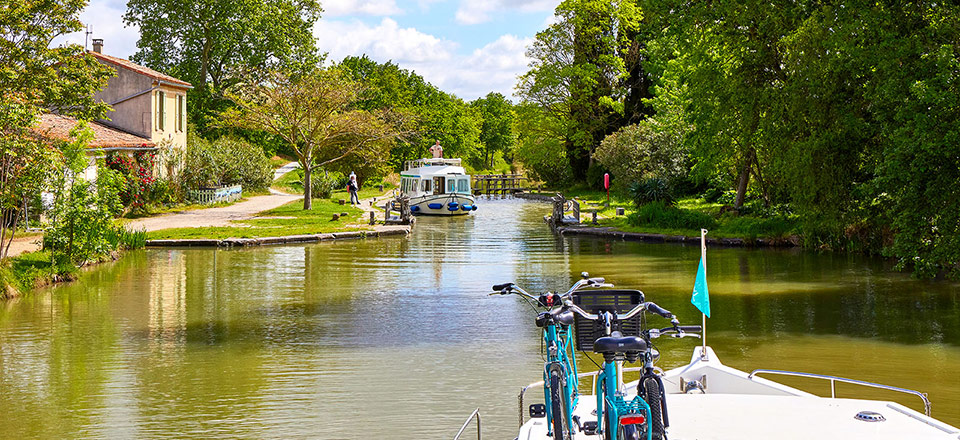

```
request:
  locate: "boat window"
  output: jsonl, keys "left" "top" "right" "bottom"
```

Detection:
{"left": 401, "top": 178, "right": 407, "bottom": 193}
{"left": 447, "top": 178, "right": 456, "bottom": 193}
{"left": 422, "top": 179, "right": 431, "bottom": 193}
{"left": 457, "top": 179, "right": 469, "bottom": 194}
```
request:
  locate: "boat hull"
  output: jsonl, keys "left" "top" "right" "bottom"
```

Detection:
{"left": 411, "top": 194, "right": 476, "bottom": 216}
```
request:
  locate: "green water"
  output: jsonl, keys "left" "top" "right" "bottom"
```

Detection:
{"left": 0, "top": 198, "right": 958, "bottom": 439}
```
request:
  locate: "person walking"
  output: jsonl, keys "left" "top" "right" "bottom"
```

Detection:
{"left": 348, "top": 172, "right": 360, "bottom": 205}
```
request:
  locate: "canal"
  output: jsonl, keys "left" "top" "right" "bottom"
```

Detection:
{"left": 0, "top": 198, "right": 957, "bottom": 438}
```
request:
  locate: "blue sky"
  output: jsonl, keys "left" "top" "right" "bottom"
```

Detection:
{"left": 57, "top": 0, "right": 561, "bottom": 100}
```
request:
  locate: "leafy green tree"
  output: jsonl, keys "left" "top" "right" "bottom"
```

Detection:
{"left": 513, "top": 103, "right": 570, "bottom": 186}
{"left": 0, "top": 0, "right": 113, "bottom": 259}
{"left": 44, "top": 123, "right": 125, "bottom": 265}
{"left": 470, "top": 92, "right": 516, "bottom": 170}
{"left": 124, "top": 0, "right": 322, "bottom": 133}
{"left": 594, "top": 121, "right": 685, "bottom": 189}
{"left": 517, "top": 0, "right": 642, "bottom": 180}
{"left": 221, "top": 68, "right": 406, "bottom": 209}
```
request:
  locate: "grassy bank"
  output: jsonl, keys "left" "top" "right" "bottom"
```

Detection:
{"left": 146, "top": 198, "right": 370, "bottom": 240}
{"left": 541, "top": 188, "right": 800, "bottom": 242}
{"left": 1, "top": 251, "right": 79, "bottom": 299}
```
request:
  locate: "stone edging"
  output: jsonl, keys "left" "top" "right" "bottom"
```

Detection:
{"left": 556, "top": 226, "right": 799, "bottom": 247}
{"left": 145, "top": 227, "right": 411, "bottom": 248}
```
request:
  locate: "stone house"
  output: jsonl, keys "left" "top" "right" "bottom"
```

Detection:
{"left": 88, "top": 39, "right": 192, "bottom": 153}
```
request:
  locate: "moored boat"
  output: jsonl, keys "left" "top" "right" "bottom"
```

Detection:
{"left": 400, "top": 158, "right": 476, "bottom": 216}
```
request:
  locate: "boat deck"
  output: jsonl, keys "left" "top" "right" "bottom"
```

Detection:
{"left": 519, "top": 393, "right": 959, "bottom": 439}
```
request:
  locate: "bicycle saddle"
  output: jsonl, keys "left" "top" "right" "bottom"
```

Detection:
{"left": 592, "top": 335, "right": 646, "bottom": 354}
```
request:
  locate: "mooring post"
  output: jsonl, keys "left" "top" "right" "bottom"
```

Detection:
{"left": 369, "top": 211, "right": 375, "bottom": 225}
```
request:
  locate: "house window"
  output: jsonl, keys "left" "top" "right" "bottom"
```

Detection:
{"left": 177, "top": 95, "right": 185, "bottom": 132}
{"left": 156, "top": 91, "right": 165, "bottom": 131}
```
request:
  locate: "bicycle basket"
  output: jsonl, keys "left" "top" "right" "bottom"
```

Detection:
{"left": 572, "top": 290, "right": 645, "bottom": 351}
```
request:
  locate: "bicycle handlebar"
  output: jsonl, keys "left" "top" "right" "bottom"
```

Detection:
{"left": 492, "top": 283, "right": 513, "bottom": 291}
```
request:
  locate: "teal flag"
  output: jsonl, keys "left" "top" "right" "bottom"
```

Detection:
{"left": 691, "top": 256, "right": 710, "bottom": 318}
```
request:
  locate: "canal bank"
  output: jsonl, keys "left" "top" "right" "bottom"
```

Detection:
{"left": 0, "top": 197, "right": 957, "bottom": 439}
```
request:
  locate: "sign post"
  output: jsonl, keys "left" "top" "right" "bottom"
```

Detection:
{"left": 603, "top": 173, "right": 610, "bottom": 206}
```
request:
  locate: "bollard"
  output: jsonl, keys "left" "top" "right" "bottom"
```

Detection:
{"left": 378, "top": 184, "right": 384, "bottom": 192}
{"left": 332, "top": 214, "right": 340, "bottom": 221}
{"left": 616, "top": 207, "right": 625, "bottom": 216}
{"left": 369, "top": 211, "right": 375, "bottom": 225}
{"left": 339, "top": 199, "right": 345, "bottom": 205}
{"left": 592, "top": 211, "right": 598, "bottom": 224}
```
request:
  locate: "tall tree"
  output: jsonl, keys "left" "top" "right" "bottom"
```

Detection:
{"left": 124, "top": 0, "right": 322, "bottom": 133}
{"left": 0, "top": 0, "right": 113, "bottom": 259}
{"left": 517, "top": 0, "right": 642, "bottom": 180}
{"left": 221, "top": 68, "right": 405, "bottom": 209}
{"left": 470, "top": 92, "right": 516, "bottom": 170}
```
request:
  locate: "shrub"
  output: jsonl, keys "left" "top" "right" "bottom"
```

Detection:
{"left": 629, "top": 178, "right": 675, "bottom": 208}
{"left": 105, "top": 151, "right": 156, "bottom": 211}
{"left": 629, "top": 201, "right": 717, "bottom": 230}
{"left": 181, "top": 136, "right": 272, "bottom": 191}
{"left": 594, "top": 121, "right": 687, "bottom": 187}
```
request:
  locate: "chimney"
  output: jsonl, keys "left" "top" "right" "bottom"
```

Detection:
{"left": 92, "top": 38, "right": 103, "bottom": 54}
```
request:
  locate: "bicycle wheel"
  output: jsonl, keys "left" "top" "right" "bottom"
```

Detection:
{"left": 549, "top": 371, "right": 567, "bottom": 439}
{"left": 642, "top": 376, "right": 665, "bottom": 440}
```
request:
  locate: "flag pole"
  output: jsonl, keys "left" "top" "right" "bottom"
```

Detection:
{"left": 701, "top": 228, "right": 708, "bottom": 360}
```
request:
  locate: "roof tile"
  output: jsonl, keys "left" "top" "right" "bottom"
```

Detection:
{"left": 90, "top": 52, "right": 193, "bottom": 89}
{"left": 31, "top": 114, "right": 156, "bottom": 149}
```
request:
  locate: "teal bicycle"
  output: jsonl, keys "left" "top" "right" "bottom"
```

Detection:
{"left": 494, "top": 276, "right": 696, "bottom": 440}
{"left": 492, "top": 274, "right": 611, "bottom": 439}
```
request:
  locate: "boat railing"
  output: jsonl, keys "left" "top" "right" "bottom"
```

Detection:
{"left": 452, "top": 407, "right": 481, "bottom": 440}
{"left": 517, "top": 367, "right": 645, "bottom": 427}
{"left": 748, "top": 369, "right": 932, "bottom": 417}
{"left": 405, "top": 158, "right": 461, "bottom": 170}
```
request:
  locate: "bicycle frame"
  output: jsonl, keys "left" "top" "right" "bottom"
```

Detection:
{"left": 591, "top": 313, "right": 653, "bottom": 440}
{"left": 542, "top": 315, "right": 579, "bottom": 437}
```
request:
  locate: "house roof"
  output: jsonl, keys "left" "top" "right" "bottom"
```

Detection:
{"left": 32, "top": 114, "right": 156, "bottom": 149}
{"left": 89, "top": 52, "right": 193, "bottom": 89}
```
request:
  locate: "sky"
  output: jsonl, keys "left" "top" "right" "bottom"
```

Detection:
{"left": 56, "top": 0, "right": 562, "bottom": 101}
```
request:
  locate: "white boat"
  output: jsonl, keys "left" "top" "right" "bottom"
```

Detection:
{"left": 400, "top": 158, "right": 476, "bottom": 216}
{"left": 513, "top": 346, "right": 960, "bottom": 440}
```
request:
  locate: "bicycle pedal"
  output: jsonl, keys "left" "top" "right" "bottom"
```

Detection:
{"left": 581, "top": 421, "right": 598, "bottom": 435}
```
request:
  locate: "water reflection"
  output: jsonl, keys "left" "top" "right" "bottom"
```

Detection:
{"left": 0, "top": 197, "right": 957, "bottom": 439}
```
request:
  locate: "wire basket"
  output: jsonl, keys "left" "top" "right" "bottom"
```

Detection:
{"left": 572, "top": 289, "right": 645, "bottom": 351}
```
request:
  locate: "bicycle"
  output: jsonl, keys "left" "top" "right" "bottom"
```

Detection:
{"left": 635, "top": 324, "right": 702, "bottom": 440}
{"left": 491, "top": 273, "right": 611, "bottom": 440}
{"left": 494, "top": 276, "right": 700, "bottom": 440}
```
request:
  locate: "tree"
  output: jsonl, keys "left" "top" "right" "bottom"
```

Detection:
{"left": 517, "top": 0, "right": 642, "bottom": 180}
{"left": 221, "top": 68, "right": 405, "bottom": 209}
{"left": 0, "top": 0, "right": 113, "bottom": 259}
{"left": 470, "top": 92, "right": 516, "bottom": 170}
{"left": 337, "top": 55, "right": 482, "bottom": 169}
{"left": 124, "top": 0, "right": 322, "bottom": 133}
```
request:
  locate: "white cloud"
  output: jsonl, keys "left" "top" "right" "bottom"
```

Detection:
{"left": 315, "top": 18, "right": 456, "bottom": 64}
{"left": 322, "top": 0, "right": 403, "bottom": 17}
{"left": 52, "top": 0, "right": 139, "bottom": 59}
{"left": 455, "top": 0, "right": 559, "bottom": 25}
{"left": 316, "top": 17, "right": 532, "bottom": 100}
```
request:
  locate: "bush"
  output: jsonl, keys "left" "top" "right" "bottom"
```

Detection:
{"left": 181, "top": 136, "right": 272, "bottom": 191}
{"left": 105, "top": 151, "right": 156, "bottom": 211}
{"left": 629, "top": 178, "right": 675, "bottom": 208}
{"left": 594, "top": 121, "right": 687, "bottom": 188}
{"left": 586, "top": 162, "right": 608, "bottom": 190}
{"left": 629, "top": 201, "right": 717, "bottom": 230}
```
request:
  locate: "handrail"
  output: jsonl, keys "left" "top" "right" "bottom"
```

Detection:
{"left": 517, "top": 367, "right": 645, "bottom": 427}
{"left": 748, "top": 369, "right": 932, "bottom": 417}
{"left": 453, "top": 407, "right": 481, "bottom": 440}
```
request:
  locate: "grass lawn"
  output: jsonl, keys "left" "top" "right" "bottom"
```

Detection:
{"left": 146, "top": 198, "right": 370, "bottom": 240}
{"left": 120, "top": 188, "right": 273, "bottom": 220}
{"left": 546, "top": 187, "right": 799, "bottom": 240}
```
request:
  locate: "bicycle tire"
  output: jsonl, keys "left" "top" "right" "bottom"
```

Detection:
{"left": 549, "top": 371, "right": 567, "bottom": 439}
{"left": 642, "top": 376, "right": 665, "bottom": 440}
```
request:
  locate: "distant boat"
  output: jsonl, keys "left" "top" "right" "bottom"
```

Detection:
{"left": 399, "top": 158, "right": 477, "bottom": 216}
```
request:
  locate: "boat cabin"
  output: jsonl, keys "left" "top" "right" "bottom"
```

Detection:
{"left": 400, "top": 158, "right": 472, "bottom": 198}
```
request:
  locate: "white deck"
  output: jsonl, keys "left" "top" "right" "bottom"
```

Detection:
{"left": 517, "top": 347, "right": 960, "bottom": 440}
